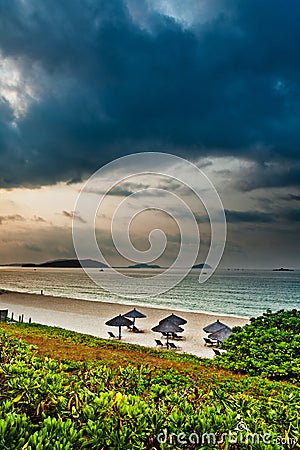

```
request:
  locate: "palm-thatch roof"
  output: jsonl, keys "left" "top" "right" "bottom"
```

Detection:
{"left": 123, "top": 308, "right": 146, "bottom": 319}
{"left": 203, "top": 319, "right": 228, "bottom": 333}
{"left": 208, "top": 326, "right": 232, "bottom": 341}
{"left": 159, "top": 313, "right": 187, "bottom": 326}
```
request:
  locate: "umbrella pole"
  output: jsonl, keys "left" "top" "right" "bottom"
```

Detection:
{"left": 166, "top": 334, "right": 169, "bottom": 349}
{"left": 119, "top": 326, "right": 121, "bottom": 340}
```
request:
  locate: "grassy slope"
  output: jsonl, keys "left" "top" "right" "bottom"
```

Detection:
{"left": 0, "top": 322, "right": 231, "bottom": 375}
{"left": 0, "top": 321, "right": 297, "bottom": 400}
{"left": 0, "top": 322, "right": 299, "bottom": 449}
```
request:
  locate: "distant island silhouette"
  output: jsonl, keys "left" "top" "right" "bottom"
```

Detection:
{"left": 272, "top": 267, "right": 294, "bottom": 272}
{"left": 5, "top": 260, "right": 213, "bottom": 269}
{"left": 21, "top": 259, "right": 108, "bottom": 268}
{"left": 192, "top": 263, "right": 212, "bottom": 269}
{"left": 127, "top": 263, "right": 212, "bottom": 269}
{"left": 128, "top": 263, "right": 161, "bottom": 269}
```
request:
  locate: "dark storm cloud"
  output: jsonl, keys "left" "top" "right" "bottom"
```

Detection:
{"left": 225, "top": 210, "right": 275, "bottom": 224}
{"left": 0, "top": 0, "right": 300, "bottom": 187}
{"left": 0, "top": 214, "right": 47, "bottom": 224}
{"left": 62, "top": 211, "right": 74, "bottom": 219}
{"left": 67, "top": 177, "right": 83, "bottom": 185}
{"left": 62, "top": 210, "right": 86, "bottom": 223}
{"left": 284, "top": 210, "right": 300, "bottom": 222}
{"left": 24, "top": 243, "right": 42, "bottom": 252}
{"left": 0, "top": 214, "right": 25, "bottom": 224}
{"left": 32, "top": 215, "right": 47, "bottom": 223}
{"left": 280, "top": 193, "right": 300, "bottom": 202}
{"left": 235, "top": 163, "right": 300, "bottom": 191}
{"left": 226, "top": 208, "right": 300, "bottom": 224}
{"left": 108, "top": 182, "right": 150, "bottom": 197}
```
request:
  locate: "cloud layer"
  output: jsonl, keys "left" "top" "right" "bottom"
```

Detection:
{"left": 0, "top": 0, "right": 299, "bottom": 188}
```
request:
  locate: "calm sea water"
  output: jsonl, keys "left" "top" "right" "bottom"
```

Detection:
{"left": 0, "top": 267, "right": 299, "bottom": 318}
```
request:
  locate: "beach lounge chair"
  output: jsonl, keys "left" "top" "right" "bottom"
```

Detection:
{"left": 204, "top": 337, "right": 216, "bottom": 346}
{"left": 168, "top": 342, "right": 181, "bottom": 351}
{"left": 171, "top": 332, "right": 185, "bottom": 340}
{"left": 213, "top": 348, "right": 221, "bottom": 356}
{"left": 155, "top": 339, "right": 165, "bottom": 348}
{"left": 108, "top": 331, "right": 116, "bottom": 339}
{"left": 0, "top": 309, "right": 8, "bottom": 322}
{"left": 127, "top": 325, "right": 142, "bottom": 333}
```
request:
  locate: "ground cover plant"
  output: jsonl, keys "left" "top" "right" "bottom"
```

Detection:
{"left": 218, "top": 309, "right": 300, "bottom": 384}
{"left": 0, "top": 311, "right": 299, "bottom": 449}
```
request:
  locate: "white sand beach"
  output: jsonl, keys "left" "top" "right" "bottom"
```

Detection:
{"left": 0, "top": 290, "right": 249, "bottom": 358}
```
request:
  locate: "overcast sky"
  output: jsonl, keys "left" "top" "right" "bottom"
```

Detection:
{"left": 0, "top": 0, "right": 299, "bottom": 268}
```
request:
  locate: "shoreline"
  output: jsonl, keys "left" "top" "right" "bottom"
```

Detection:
{"left": 0, "top": 289, "right": 249, "bottom": 358}
{"left": 0, "top": 287, "right": 249, "bottom": 320}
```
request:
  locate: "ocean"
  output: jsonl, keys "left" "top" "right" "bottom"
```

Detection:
{"left": 0, "top": 267, "right": 299, "bottom": 318}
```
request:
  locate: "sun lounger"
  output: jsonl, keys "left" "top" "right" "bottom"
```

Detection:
{"left": 155, "top": 339, "right": 167, "bottom": 348}
{"left": 108, "top": 331, "right": 117, "bottom": 339}
{"left": 213, "top": 348, "right": 221, "bottom": 356}
{"left": 161, "top": 331, "right": 184, "bottom": 340}
{"left": 171, "top": 332, "right": 185, "bottom": 340}
{"left": 127, "top": 325, "right": 143, "bottom": 333}
{"left": 204, "top": 337, "right": 216, "bottom": 346}
{"left": 168, "top": 342, "right": 182, "bottom": 351}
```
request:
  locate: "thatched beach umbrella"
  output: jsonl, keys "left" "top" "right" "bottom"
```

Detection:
{"left": 105, "top": 314, "right": 133, "bottom": 340}
{"left": 152, "top": 321, "right": 184, "bottom": 348}
{"left": 123, "top": 308, "right": 146, "bottom": 327}
{"left": 203, "top": 319, "right": 228, "bottom": 334}
{"left": 208, "top": 326, "right": 232, "bottom": 342}
{"left": 159, "top": 313, "right": 187, "bottom": 326}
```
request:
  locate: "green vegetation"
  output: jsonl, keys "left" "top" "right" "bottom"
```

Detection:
{"left": 218, "top": 309, "right": 300, "bottom": 384}
{"left": 0, "top": 311, "right": 299, "bottom": 449}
